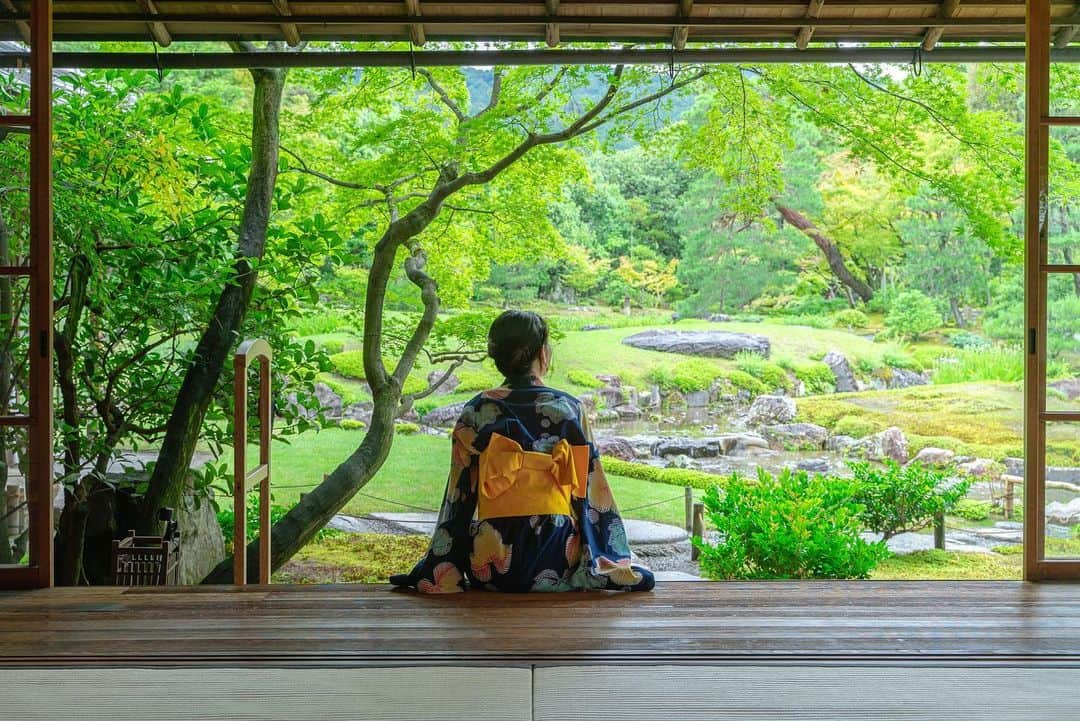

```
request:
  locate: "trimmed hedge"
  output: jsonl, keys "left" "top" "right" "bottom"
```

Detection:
{"left": 602, "top": 456, "right": 723, "bottom": 491}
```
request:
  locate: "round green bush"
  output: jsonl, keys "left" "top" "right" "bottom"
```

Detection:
{"left": 833, "top": 415, "right": 883, "bottom": 438}
{"left": 735, "top": 352, "right": 792, "bottom": 392}
{"left": 328, "top": 350, "right": 366, "bottom": 380}
{"left": 567, "top": 369, "right": 605, "bottom": 389}
{"left": 647, "top": 359, "right": 725, "bottom": 394}
{"left": 792, "top": 361, "right": 835, "bottom": 395}
{"left": 718, "top": 369, "right": 768, "bottom": 397}
{"left": 953, "top": 499, "right": 992, "bottom": 522}
{"left": 395, "top": 422, "right": 421, "bottom": 435}
{"left": 456, "top": 368, "right": 504, "bottom": 392}
{"left": 831, "top": 308, "right": 870, "bottom": 330}
{"left": 885, "top": 290, "right": 940, "bottom": 341}
{"left": 320, "top": 338, "right": 346, "bottom": 355}
{"left": 340, "top": 418, "right": 366, "bottom": 431}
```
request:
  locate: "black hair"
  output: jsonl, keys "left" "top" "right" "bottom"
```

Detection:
{"left": 487, "top": 310, "right": 549, "bottom": 378}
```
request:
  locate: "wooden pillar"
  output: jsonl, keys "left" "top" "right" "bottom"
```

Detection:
{"left": 684, "top": 486, "right": 693, "bottom": 532}
{"left": 690, "top": 502, "right": 704, "bottom": 561}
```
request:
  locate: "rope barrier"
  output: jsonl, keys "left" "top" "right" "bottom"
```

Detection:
{"left": 620, "top": 495, "right": 685, "bottom": 514}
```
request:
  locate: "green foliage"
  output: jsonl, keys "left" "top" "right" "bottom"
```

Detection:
{"left": 953, "top": 499, "right": 992, "bottom": 522}
{"left": 274, "top": 533, "right": 430, "bottom": 584}
{"left": 340, "top": 419, "right": 366, "bottom": 431}
{"left": 849, "top": 460, "right": 971, "bottom": 540}
{"left": 217, "top": 497, "right": 340, "bottom": 549}
{"left": 290, "top": 309, "right": 351, "bottom": 337}
{"left": 783, "top": 360, "right": 835, "bottom": 395}
{"left": 885, "top": 290, "right": 941, "bottom": 341}
{"left": 881, "top": 344, "right": 921, "bottom": 371}
{"left": 394, "top": 422, "right": 421, "bottom": 435}
{"left": 328, "top": 350, "right": 366, "bottom": 380}
{"left": 320, "top": 338, "right": 346, "bottom": 355}
{"left": 694, "top": 469, "right": 888, "bottom": 580}
{"left": 601, "top": 457, "right": 720, "bottom": 491}
{"left": 777, "top": 314, "right": 835, "bottom": 330}
{"left": 833, "top": 415, "right": 883, "bottom": 438}
{"left": 455, "top": 367, "right": 504, "bottom": 392}
{"left": 735, "top": 352, "right": 793, "bottom": 391}
{"left": 567, "top": 369, "right": 605, "bottom": 389}
{"left": 831, "top": 308, "right": 870, "bottom": 330}
{"left": 949, "top": 331, "right": 991, "bottom": 350}
{"left": 932, "top": 348, "right": 1070, "bottom": 385}
{"left": 646, "top": 359, "right": 725, "bottom": 394}
{"left": 717, "top": 369, "right": 768, "bottom": 397}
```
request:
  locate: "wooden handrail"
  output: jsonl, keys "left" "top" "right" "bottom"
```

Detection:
{"left": 233, "top": 338, "right": 272, "bottom": 585}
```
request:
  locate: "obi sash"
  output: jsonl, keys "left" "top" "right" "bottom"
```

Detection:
{"left": 476, "top": 432, "right": 590, "bottom": 521}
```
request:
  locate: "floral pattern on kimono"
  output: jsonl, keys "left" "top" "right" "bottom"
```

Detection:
{"left": 390, "top": 372, "right": 655, "bottom": 593}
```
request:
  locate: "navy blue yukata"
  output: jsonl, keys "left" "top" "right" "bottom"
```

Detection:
{"left": 390, "top": 372, "right": 655, "bottom": 593}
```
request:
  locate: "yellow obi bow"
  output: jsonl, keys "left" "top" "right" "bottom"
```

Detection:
{"left": 477, "top": 433, "right": 590, "bottom": 521}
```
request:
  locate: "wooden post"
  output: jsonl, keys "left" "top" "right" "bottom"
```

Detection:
{"left": 684, "top": 486, "right": 693, "bottom": 532}
{"left": 933, "top": 512, "right": 946, "bottom": 550}
{"left": 1003, "top": 475, "right": 1018, "bottom": 520}
{"left": 691, "top": 502, "right": 704, "bottom": 561}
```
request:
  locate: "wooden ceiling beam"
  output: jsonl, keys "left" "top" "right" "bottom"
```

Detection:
{"left": 922, "top": 0, "right": 962, "bottom": 51}
{"left": 405, "top": 0, "right": 425, "bottom": 46}
{"left": 545, "top": 0, "right": 559, "bottom": 48}
{"left": 133, "top": 0, "right": 171, "bottom": 48}
{"left": 270, "top": 0, "right": 302, "bottom": 47}
{"left": 795, "top": 0, "right": 825, "bottom": 50}
{"left": 0, "top": 0, "right": 28, "bottom": 44}
{"left": 673, "top": 0, "right": 693, "bottom": 51}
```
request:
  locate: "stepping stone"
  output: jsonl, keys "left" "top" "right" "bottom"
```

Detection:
{"left": 369, "top": 512, "right": 439, "bottom": 535}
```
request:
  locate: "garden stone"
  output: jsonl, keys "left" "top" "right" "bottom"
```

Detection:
{"left": 596, "top": 374, "right": 621, "bottom": 387}
{"left": 747, "top": 394, "right": 796, "bottom": 425}
{"left": 598, "top": 385, "right": 624, "bottom": 407}
{"left": 656, "top": 438, "right": 722, "bottom": 459}
{"left": 957, "top": 458, "right": 1001, "bottom": 479}
{"left": 1051, "top": 377, "right": 1080, "bottom": 400}
{"left": 615, "top": 403, "right": 643, "bottom": 420}
{"left": 313, "top": 382, "right": 344, "bottom": 417}
{"left": 343, "top": 401, "right": 373, "bottom": 423}
{"left": 666, "top": 454, "right": 694, "bottom": 469}
{"left": 1004, "top": 457, "right": 1024, "bottom": 477}
{"left": 909, "top": 447, "right": 955, "bottom": 467}
{"left": 595, "top": 408, "right": 620, "bottom": 423}
{"left": 720, "top": 433, "right": 771, "bottom": 456}
{"left": 622, "top": 329, "right": 771, "bottom": 359}
{"left": 823, "top": 350, "right": 858, "bottom": 393}
{"left": 595, "top": 437, "right": 636, "bottom": 461}
{"left": 685, "top": 390, "right": 710, "bottom": 407}
{"left": 827, "top": 434, "right": 858, "bottom": 454}
{"left": 178, "top": 489, "right": 226, "bottom": 585}
{"left": 426, "top": 370, "right": 460, "bottom": 395}
{"left": 850, "top": 426, "right": 909, "bottom": 464}
{"left": 708, "top": 313, "right": 731, "bottom": 322}
{"left": 795, "top": 458, "right": 832, "bottom": 474}
{"left": 420, "top": 401, "right": 466, "bottom": 428}
{"left": 888, "top": 368, "right": 929, "bottom": 389}
{"left": 648, "top": 385, "right": 662, "bottom": 408}
{"left": 1046, "top": 498, "right": 1080, "bottom": 526}
{"left": 762, "top": 423, "right": 829, "bottom": 451}
{"left": 580, "top": 324, "right": 610, "bottom": 331}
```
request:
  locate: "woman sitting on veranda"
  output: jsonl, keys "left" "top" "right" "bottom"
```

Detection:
{"left": 391, "top": 310, "right": 655, "bottom": 593}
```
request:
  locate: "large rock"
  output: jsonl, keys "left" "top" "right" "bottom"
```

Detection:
{"left": 850, "top": 426, "right": 909, "bottom": 464}
{"left": 597, "top": 385, "right": 624, "bottom": 407}
{"left": 909, "top": 447, "right": 956, "bottom": 467}
{"left": 823, "top": 351, "right": 858, "bottom": 393}
{"left": 595, "top": 436, "right": 636, "bottom": 461}
{"left": 177, "top": 490, "right": 226, "bottom": 585}
{"left": 615, "top": 403, "right": 644, "bottom": 420}
{"left": 957, "top": 458, "right": 1001, "bottom": 479}
{"left": 888, "top": 368, "right": 929, "bottom": 389}
{"left": 747, "top": 395, "right": 796, "bottom": 425}
{"left": 1050, "top": 377, "right": 1080, "bottom": 400}
{"left": 314, "top": 382, "right": 343, "bottom": 417}
{"left": 655, "top": 437, "right": 723, "bottom": 459}
{"left": 762, "top": 423, "right": 829, "bottom": 451}
{"left": 622, "top": 329, "right": 771, "bottom": 359}
{"left": 719, "top": 433, "right": 771, "bottom": 456}
{"left": 427, "top": 370, "right": 460, "bottom": 395}
{"left": 1046, "top": 498, "right": 1080, "bottom": 525}
{"left": 420, "top": 401, "right": 466, "bottom": 427}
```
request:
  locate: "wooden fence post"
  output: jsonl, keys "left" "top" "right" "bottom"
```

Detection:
{"left": 691, "top": 502, "right": 704, "bottom": 561}
{"left": 684, "top": 487, "right": 693, "bottom": 532}
{"left": 934, "top": 511, "right": 946, "bottom": 550}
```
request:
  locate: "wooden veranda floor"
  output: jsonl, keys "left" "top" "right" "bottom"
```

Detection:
{"left": 2, "top": 581, "right": 1079, "bottom": 667}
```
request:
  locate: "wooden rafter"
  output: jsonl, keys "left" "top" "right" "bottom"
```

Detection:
{"left": 545, "top": 0, "right": 559, "bottom": 48}
{"left": 270, "top": 0, "right": 301, "bottom": 47}
{"left": 133, "top": 0, "right": 171, "bottom": 48}
{"left": 405, "top": 0, "right": 425, "bottom": 47}
{"left": 922, "top": 0, "right": 961, "bottom": 51}
{"left": 795, "top": 0, "right": 825, "bottom": 50}
{"left": 673, "top": 0, "right": 693, "bottom": 51}
{"left": 0, "top": 0, "right": 28, "bottom": 44}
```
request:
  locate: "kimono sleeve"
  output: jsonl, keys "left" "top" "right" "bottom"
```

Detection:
{"left": 389, "top": 417, "right": 479, "bottom": 593}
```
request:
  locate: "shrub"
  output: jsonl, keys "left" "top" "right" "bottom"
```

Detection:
{"left": 880, "top": 344, "right": 921, "bottom": 370}
{"left": 693, "top": 469, "right": 888, "bottom": 580}
{"left": 328, "top": 350, "right": 366, "bottom": 380}
{"left": 953, "top": 499, "right": 992, "bottom": 522}
{"left": 456, "top": 368, "right": 504, "bottom": 392}
{"left": 646, "top": 359, "right": 725, "bottom": 394}
{"left": 849, "top": 460, "right": 971, "bottom": 540}
{"left": 317, "top": 374, "right": 367, "bottom": 405}
{"left": 833, "top": 415, "right": 883, "bottom": 438}
{"left": 290, "top": 308, "right": 351, "bottom": 336}
{"left": 395, "top": 422, "right": 421, "bottom": 435}
{"left": 601, "top": 457, "right": 720, "bottom": 491}
{"left": 885, "top": 290, "right": 940, "bottom": 341}
{"left": 567, "top": 369, "right": 605, "bottom": 389}
{"left": 932, "top": 347, "right": 1071, "bottom": 385}
{"left": 340, "top": 418, "right": 366, "bottom": 431}
{"left": 792, "top": 361, "right": 835, "bottom": 395}
{"left": 735, "top": 351, "right": 792, "bottom": 392}
{"left": 831, "top": 308, "right": 870, "bottom": 330}
{"left": 777, "top": 314, "right": 835, "bottom": 329}
{"left": 718, "top": 369, "right": 768, "bottom": 397}
{"left": 320, "top": 338, "right": 346, "bottom": 355}
{"left": 949, "top": 331, "right": 991, "bottom": 350}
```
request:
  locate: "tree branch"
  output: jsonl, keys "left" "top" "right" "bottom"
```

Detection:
{"left": 417, "top": 68, "right": 467, "bottom": 123}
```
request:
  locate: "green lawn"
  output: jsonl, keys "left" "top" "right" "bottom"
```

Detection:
{"left": 234, "top": 429, "right": 702, "bottom": 527}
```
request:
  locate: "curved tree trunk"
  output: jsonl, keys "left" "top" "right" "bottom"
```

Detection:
{"left": 139, "top": 66, "right": 286, "bottom": 534}
{"left": 775, "top": 203, "right": 875, "bottom": 304}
